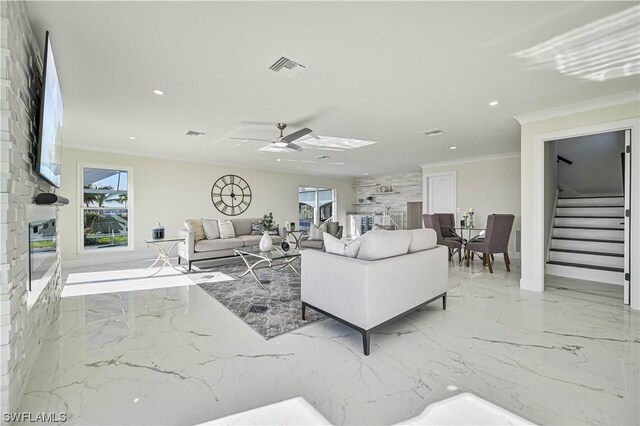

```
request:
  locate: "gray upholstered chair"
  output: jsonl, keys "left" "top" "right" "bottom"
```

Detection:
{"left": 299, "top": 221, "right": 343, "bottom": 250}
{"left": 436, "top": 213, "right": 464, "bottom": 244}
{"left": 422, "top": 214, "right": 463, "bottom": 262}
{"left": 465, "top": 214, "right": 515, "bottom": 273}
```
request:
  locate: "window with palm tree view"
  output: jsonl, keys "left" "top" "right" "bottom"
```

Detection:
{"left": 81, "top": 166, "right": 130, "bottom": 251}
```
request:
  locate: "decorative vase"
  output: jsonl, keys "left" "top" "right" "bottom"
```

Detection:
{"left": 259, "top": 232, "right": 273, "bottom": 251}
{"left": 152, "top": 222, "right": 165, "bottom": 239}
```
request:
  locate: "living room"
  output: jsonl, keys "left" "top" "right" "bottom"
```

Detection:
{"left": 1, "top": 1, "right": 639, "bottom": 425}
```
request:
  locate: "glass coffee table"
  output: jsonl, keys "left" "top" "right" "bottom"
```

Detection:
{"left": 234, "top": 246, "right": 302, "bottom": 290}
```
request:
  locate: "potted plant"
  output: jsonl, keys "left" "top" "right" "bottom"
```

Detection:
{"left": 259, "top": 212, "right": 275, "bottom": 251}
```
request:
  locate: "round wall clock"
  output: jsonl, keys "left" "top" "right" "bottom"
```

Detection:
{"left": 210, "top": 174, "right": 252, "bottom": 216}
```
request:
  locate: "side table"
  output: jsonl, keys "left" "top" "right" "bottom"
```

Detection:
{"left": 143, "top": 237, "right": 184, "bottom": 276}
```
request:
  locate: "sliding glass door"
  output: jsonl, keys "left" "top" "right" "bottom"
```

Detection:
{"left": 298, "top": 186, "right": 336, "bottom": 231}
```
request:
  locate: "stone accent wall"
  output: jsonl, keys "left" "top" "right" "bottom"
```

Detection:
{"left": 0, "top": 0, "right": 62, "bottom": 413}
{"left": 352, "top": 171, "right": 422, "bottom": 228}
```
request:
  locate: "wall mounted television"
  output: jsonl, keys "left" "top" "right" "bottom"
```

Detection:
{"left": 36, "top": 31, "right": 64, "bottom": 188}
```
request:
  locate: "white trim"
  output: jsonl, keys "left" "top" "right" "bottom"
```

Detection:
{"left": 422, "top": 171, "right": 457, "bottom": 217}
{"left": 420, "top": 152, "right": 520, "bottom": 169}
{"left": 514, "top": 91, "right": 639, "bottom": 125}
{"left": 77, "top": 162, "right": 134, "bottom": 255}
{"left": 531, "top": 118, "right": 640, "bottom": 309}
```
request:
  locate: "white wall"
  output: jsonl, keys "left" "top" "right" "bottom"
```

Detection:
{"left": 556, "top": 131, "right": 625, "bottom": 196}
{"left": 420, "top": 154, "right": 521, "bottom": 255}
{"left": 60, "top": 148, "right": 355, "bottom": 266}
{"left": 517, "top": 99, "right": 640, "bottom": 310}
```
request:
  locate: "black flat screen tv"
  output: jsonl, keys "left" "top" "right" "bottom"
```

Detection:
{"left": 36, "top": 31, "right": 64, "bottom": 188}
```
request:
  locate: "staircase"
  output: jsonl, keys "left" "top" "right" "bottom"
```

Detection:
{"left": 546, "top": 196, "right": 625, "bottom": 285}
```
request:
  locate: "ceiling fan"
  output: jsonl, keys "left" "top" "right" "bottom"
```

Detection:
{"left": 229, "top": 123, "right": 317, "bottom": 151}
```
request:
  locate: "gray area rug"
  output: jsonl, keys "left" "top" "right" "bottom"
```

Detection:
{"left": 184, "top": 260, "right": 324, "bottom": 339}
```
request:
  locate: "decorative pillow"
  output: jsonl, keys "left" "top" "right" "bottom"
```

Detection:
{"left": 218, "top": 219, "right": 236, "bottom": 239}
{"left": 326, "top": 221, "right": 339, "bottom": 237}
{"left": 408, "top": 229, "right": 437, "bottom": 253}
{"left": 356, "top": 230, "right": 412, "bottom": 261}
{"left": 309, "top": 222, "right": 327, "bottom": 241}
{"left": 202, "top": 219, "right": 220, "bottom": 240}
{"left": 250, "top": 223, "right": 280, "bottom": 236}
{"left": 323, "top": 233, "right": 362, "bottom": 258}
{"left": 184, "top": 219, "right": 206, "bottom": 241}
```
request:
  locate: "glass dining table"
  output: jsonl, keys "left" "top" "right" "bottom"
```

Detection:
{"left": 454, "top": 227, "right": 486, "bottom": 265}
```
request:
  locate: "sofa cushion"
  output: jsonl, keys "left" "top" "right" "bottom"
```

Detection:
{"left": 195, "top": 238, "right": 243, "bottom": 252}
{"left": 300, "top": 239, "right": 324, "bottom": 250}
{"left": 309, "top": 222, "right": 327, "bottom": 240}
{"left": 356, "top": 230, "right": 411, "bottom": 261}
{"left": 323, "top": 233, "right": 362, "bottom": 258}
{"left": 408, "top": 229, "right": 437, "bottom": 253}
{"left": 184, "top": 219, "right": 206, "bottom": 241}
{"left": 231, "top": 218, "right": 258, "bottom": 236}
{"left": 238, "top": 235, "right": 283, "bottom": 246}
{"left": 218, "top": 219, "right": 236, "bottom": 238}
{"left": 202, "top": 219, "right": 220, "bottom": 240}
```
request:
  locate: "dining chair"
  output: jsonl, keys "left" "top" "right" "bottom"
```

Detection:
{"left": 465, "top": 214, "right": 515, "bottom": 272}
{"left": 423, "top": 214, "right": 463, "bottom": 262}
{"left": 435, "top": 213, "right": 464, "bottom": 243}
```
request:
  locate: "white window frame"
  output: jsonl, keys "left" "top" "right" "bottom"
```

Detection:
{"left": 299, "top": 185, "right": 337, "bottom": 226}
{"left": 77, "top": 162, "right": 134, "bottom": 255}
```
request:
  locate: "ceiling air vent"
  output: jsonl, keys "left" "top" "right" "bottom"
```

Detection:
{"left": 269, "top": 56, "right": 306, "bottom": 78}
{"left": 316, "top": 155, "right": 330, "bottom": 160}
{"left": 186, "top": 130, "right": 206, "bottom": 137}
{"left": 422, "top": 129, "right": 444, "bottom": 137}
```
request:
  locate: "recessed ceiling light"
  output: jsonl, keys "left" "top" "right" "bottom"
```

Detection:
{"left": 364, "top": 172, "right": 369, "bottom": 176}
{"left": 449, "top": 146, "right": 458, "bottom": 150}
{"left": 276, "top": 158, "right": 281, "bottom": 162}
{"left": 489, "top": 100, "right": 499, "bottom": 106}
{"left": 128, "top": 136, "right": 136, "bottom": 140}
{"left": 153, "top": 89, "right": 164, "bottom": 95}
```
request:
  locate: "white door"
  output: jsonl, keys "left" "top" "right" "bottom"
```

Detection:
{"left": 424, "top": 172, "right": 457, "bottom": 216}
{"left": 624, "top": 129, "right": 631, "bottom": 305}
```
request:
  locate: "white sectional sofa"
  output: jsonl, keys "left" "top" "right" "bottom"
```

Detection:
{"left": 301, "top": 229, "right": 448, "bottom": 355}
{"left": 178, "top": 217, "right": 283, "bottom": 270}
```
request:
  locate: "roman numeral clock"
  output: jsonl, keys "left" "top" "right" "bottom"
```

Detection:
{"left": 210, "top": 174, "right": 252, "bottom": 216}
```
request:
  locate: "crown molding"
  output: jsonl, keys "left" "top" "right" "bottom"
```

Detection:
{"left": 420, "top": 151, "right": 520, "bottom": 169}
{"left": 513, "top": 91, "right": 640, "bottom": 125}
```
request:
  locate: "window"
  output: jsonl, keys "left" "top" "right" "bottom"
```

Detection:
{"left": 298, "top": 186, "right": 336, "bottom": 231}
{"left": 80, "top": 166, "right": 131, "bottom": 252}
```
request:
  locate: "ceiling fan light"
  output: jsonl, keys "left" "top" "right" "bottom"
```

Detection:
{"left": 273, "top": 141, "right": 288, "bottom": 148}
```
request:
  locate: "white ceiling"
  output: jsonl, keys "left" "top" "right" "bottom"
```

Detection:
{"left": 26, "top": 1, "right": 639, "bottom": 177}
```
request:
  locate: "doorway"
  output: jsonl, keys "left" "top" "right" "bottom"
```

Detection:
{"left": 423, "top": 172, "right": 457, "bottom": 216}
{"left": 533, "top": 119, "right": 638, "bottom": 308}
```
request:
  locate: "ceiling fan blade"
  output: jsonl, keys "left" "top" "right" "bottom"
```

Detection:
{"left": 288, "top": 143, "right": 304, "bottom": 152}
{"left": 229, "top": 137, "right": 273, "bottom": 142}
{"left": 282, "top": 128, "right": 313, "bottom": 143}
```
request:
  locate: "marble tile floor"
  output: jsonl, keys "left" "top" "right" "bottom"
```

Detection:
{"left": 19, "top": 257, "right": 639, "bottom": 425}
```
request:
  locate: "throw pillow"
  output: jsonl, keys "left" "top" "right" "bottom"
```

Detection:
{"left": 326, "top": 221, "right": 339, "bottom": 236}
{"left": 184, "top": 219, "right": 206, "bottom": 241}
{"left": 218, "top": 219, "right": 236, "bottom": 239}
{"left": 202, "top": 219, "right": 220, "bottom": 240}
{"left": 308, "top": 222, "right": 327, "bottom": 241}
{"left": 323, "top": 233, "right": 362, "bottom": 258}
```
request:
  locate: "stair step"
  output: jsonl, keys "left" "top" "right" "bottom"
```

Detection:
{"left": 549, "top": 248, "right": 623, "bottom": 257}
{"left": 548, "top": 251, "right": 624, "bottom": 268}
{"left": 554, "top": 217, "right": 624, "bottom": 228}
{"left": 546, "top": 262, "right": 624, "bottom": 285}
{"left": 554, "top": 226, "right": 623, "bottom": 230}
{"left": 551, "top": 238, "right": 624, "bottom": 254}
{"left": 556, "top": 207, "right": 624, "bottom": 217}
{"left": 552, "top": 237, "right": 623, "bottom": 243}
{"left": 555, "top": 216, "right": 624, "bottom": 219}
{"left": 553, "top": 227, "right": 624, "bottom": 241}
{"left": 546, "top": 260, "right": 624, "bottom": 273}
{"left": 557, "top": 197, "right": 624, "bottom": 207}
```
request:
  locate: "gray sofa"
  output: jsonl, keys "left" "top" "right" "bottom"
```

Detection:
{"left": 178, "top": 217, "right": 283, "bottom": 270}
